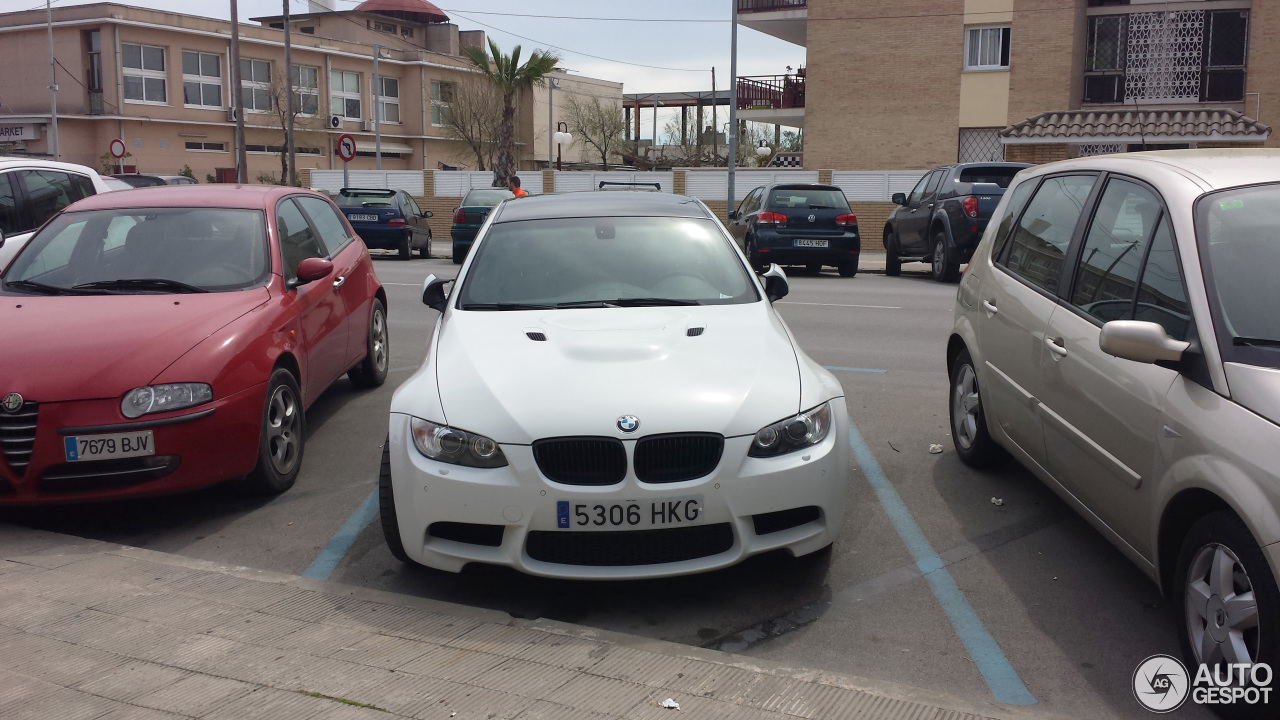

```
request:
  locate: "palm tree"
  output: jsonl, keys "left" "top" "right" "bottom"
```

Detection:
{"left": 463, "top": 39, "right": 559, "bottom": 188}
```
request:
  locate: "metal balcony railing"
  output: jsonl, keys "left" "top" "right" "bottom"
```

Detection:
{"left": 736, "top": 74, "right": 805, "bottom": 111}
{"left": 737, "top": 0, "right": 807, "bottom": 12}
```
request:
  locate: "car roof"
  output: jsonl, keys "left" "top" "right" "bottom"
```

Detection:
{"left": 1025, "top": 148, "right": 1280, "bottom": 191}
{"left": 0, "top": 158, "right": 100, "bottom": 176}
{"left": 492, "top": 192, "right": 711, "bottom": 223}
{"left": 68, "top": 184, "right": 319, "bottom": 211}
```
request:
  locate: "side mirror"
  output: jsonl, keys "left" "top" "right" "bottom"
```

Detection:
{"left": 760, "top": 263, "right": 789, "bottom": 303}
{"left": 727, "top": 211, "right": 739, "bottom": 221}
{"left": 293, "top": 257, "right": 334, "bottom": 286}
{"left": 423, "top": 210, "right": 433, "bottom": 218}
{"left": 1099, "top": 320, "right": 1190, "bottom": 364}
{"left": 422, "top": 273, "right": 452, "bottom": 313}
{"left": 891, "top": 192, "right": 907, "bottom": 205}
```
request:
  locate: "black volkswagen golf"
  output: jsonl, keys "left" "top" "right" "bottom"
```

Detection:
{"left": 726, "top": 184, "right": 860, "bottom": 277}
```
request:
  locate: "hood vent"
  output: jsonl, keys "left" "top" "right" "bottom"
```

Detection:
{"left": 525, "top": 331, "right": 547, "bottom": 342}
{"left": 686, "top": 326, "right": 705, "bottom": 337}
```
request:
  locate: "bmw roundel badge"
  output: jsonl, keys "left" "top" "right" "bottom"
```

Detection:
{"left": 617, "top": 415, "right": 640, "bottom": 433}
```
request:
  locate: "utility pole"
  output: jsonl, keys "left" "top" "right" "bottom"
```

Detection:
{"left": 373, "top": 44, "right": 382, "bottom": 170}
{"left": 727, "top": 0, "right": 738, "bottom": 214}
{"left": 283, "top": 0, "right": 295, "bottom": 185}
{"left": 711, "top": 68, "right": 717, "bottom": 162}
{"left": 547, "top": 78, "right": 557, "bottom": 169}
{"left": 46, "top": 0, "right": 59, "bottom": 160}
{"left": 230, "top": 0, "right": 246, "bottom": 183}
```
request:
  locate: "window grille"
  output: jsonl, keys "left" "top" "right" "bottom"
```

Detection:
{"left": 958, "top": 128, "right": 1005, "bottom": 163}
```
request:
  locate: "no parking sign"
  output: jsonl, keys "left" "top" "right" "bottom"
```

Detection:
{"left": 336, "top": 134, "right": 356, "bottom": 162}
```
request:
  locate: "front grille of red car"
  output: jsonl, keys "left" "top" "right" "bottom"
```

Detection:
{"left": 39, "top": 455, "right": 180, "bottom": 494}
{"left": 0, "top": 401, "right": 38, "bottom": 477}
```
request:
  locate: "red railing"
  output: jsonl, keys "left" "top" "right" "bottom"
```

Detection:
{"left": 736, "top": 74, "right": 805, "bottom": 110}
{"left": 737, "top": 0, "right": 807, "bottom": 12}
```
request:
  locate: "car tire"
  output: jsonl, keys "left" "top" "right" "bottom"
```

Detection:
{"left": 1175, "top": 510, "right": 1279, "bottom": 712}
{"left": 399, "top": 232, "right": 412, "bottom": 260}
{"left": 838, "top": 257, "right": 858, "bottom": 278}
{"left": 452, "top": 243, "right": 465, "bottom": 265}
{"left": 932, "top": 232, "right": 961, "bottom": 283}
{"left": 949, "top": 348, "right": 1007, "bottom": 468}
{"left": 348, "top": 299, "right": 389, "bottom": 388}
{"left": 417, "top": 236, "right": 431, "bottom": 259}
{"left": 238, "top": 368, "right": 305, "bottom": 495}
{"left": 378, "top": 438, "right": 411, "bottom": 563}
{"left": 747, "top": 237, "right": 766, "bottom": 273}
{"left": 885, "top": 230, "right": 902, "bottom": 277}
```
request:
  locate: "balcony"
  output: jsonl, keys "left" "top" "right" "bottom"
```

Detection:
{"left": 736, "top": 73, "right": 805, "bottom": 128}
{"left": 737, "top": 0, "right": 806, "bottom": 47}
{"left": 87, "top": 91, "right": 105, "bottom": 115}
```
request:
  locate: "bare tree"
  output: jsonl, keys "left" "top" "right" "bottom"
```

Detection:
{"left": 563, "top": 94, "right": 627, "bottom": 171}
{"left": 441, "top": 77, "right": 502, "bottom": 171}
{"left": 263, "top": 72, "right": 322, "bottom": 185}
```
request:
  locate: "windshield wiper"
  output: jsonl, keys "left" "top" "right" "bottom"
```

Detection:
{"left": 554, "top": 300, "right": 618, "bottom": 308}
{"left": 460, "top": 302, "right": 554, "bottom": 311}
{"left": 72, "top": 278, "right": 209, "bottom": 294}
{"left": 808, "top": 204, "right": 837, "bottom": 209}
{"left": 4, "top": 279, "right": 78, "bottom": 295}
{"left": 610, "top": 297, "right": 701, "bottom": 307}
{"left": 1233, "top": 336, "right": 1280, "bottom": 348}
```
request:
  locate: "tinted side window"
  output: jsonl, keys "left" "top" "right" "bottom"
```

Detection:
{"left": 923, "top": 170, "right": 945, "bottom": 198}
{"left": 990, "top": 179, "right": 1036, "bottom": 262}
{"left": 1135, "top": 218, "right": 1190, "bottom": 339}
{"left": 907, "top": 174, "right": 931, "bottom": 205}
{"left": 277, "top": 199, "right": 325, "bottom": 282}
{"left": 1001, "top": 175, "right": 1097, "bottom": 294}
{"left": 1070, "top": 178, "right": 1163, "bottom": 324}
{"left": 17, "top": 170, "right": 91, "bottom": 230}
{"left": 0, "top": 172, "right": 21, "bottom": 235}
{"left": 404, "top": 194, "right": 424, "bottom": 217}
{"left": 295, "top": 196, "right": 350, "bottom": 256}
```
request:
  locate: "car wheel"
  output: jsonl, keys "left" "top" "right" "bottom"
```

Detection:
{"left": 838, "top": 256, "right": 858, "bottom": 278}
{"left": 1176, "top": 511, "right": 1279, "bottom": 703}
{"left": 805, "top": 263, "right": 822, "bottom": 275}
{"left": 949, "top": 348, "right": 1007, "bottom": 468}
{"left": 452, "top": 243, "right": 465, "bottom": 265}
{"left": 399, "top": 232, "right": 412, "bottom": 260}
{"left": 932, "top": 232, "right": 961, "bottom": 283}
{"left": 417, "top": 236, "right": 431, "bottom": 259}
{"left": 747, "top": 238, "right": 766, "bottom": 273}
{"left": 885, "top": 230, "right": 902, "bottom": 277}
{"left": 348, "top": 299, "right": 389, "bottom": 388}
{"left": 238, "top": 368, "right": 305, "bottom": 495}
{"left": 378, "top": 438, "right": 411, "bottom": 563}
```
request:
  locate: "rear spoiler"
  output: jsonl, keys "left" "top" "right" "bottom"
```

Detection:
{"left": 339, "top": 187, "right": 395, "bottom": 197}
{"left": 598, "top": 181, "right": 661, "bottom": 191}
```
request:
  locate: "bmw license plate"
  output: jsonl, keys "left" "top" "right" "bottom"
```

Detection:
{"left": 556, "top": 496, "right": 703, "bottom": 531}
{"left": 349, "top": 214, "right": 378, "bottom": 222}
{"left": 64, "top": 431, "right": 154, "bottom": 462}
{"left": 794, "top": 239, "right": 829, "bottom": 248}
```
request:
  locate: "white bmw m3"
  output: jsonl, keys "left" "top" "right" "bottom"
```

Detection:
{"left": 380, "top": 192, "right": 849, "bottom": 579}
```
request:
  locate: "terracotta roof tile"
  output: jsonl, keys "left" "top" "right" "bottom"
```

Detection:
{"left": 1001, "top": 109, "right": 1270, "bottom": 143}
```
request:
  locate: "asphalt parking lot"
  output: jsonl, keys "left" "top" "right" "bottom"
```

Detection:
{"left": 1, "top": 246, "right": 1217, "bottom": 720}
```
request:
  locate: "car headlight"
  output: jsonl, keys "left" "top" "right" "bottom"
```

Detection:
{"left": 410, "top": 417, "right": 508, "bottom": 468}
{"left": 749, "top": 402, "right": 833, "bottom": 458}
{"left": 121, "top": 383, "right": 213, "bottom": 419}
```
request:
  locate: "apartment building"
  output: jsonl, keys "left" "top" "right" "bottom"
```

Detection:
{"left": 738, "top": 0, "right": 1276, "bottom": 169}
{"left": 0, "top": 1, "right": 621, "bottom": 180}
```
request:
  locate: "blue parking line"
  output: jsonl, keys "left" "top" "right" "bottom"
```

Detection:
{"left": 302, "top": 488, "right": 380, "bottom": 580}
{"left": 823, "top": 366, "right": 889, "bottom": 374}
{"left": 847, "top": 423, "right": 1037, "bottom": 706}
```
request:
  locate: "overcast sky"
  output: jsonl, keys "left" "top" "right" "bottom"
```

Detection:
{"left": 0, "top": 0, "right": 805, "bottom": 139}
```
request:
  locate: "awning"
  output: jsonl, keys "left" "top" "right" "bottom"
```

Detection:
{"left": 1000, "top": 109, "right": 1270, "bottom": 145}
{"left": 355, "top": 140, "right": 414, "bottom": 155}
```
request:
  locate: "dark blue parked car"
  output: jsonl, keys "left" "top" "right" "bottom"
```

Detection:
{"left": 335, "top": 188, "right": 433, "bottom": 260}
{"left": 726, "top": 184, "right": 861, "bottom": 277}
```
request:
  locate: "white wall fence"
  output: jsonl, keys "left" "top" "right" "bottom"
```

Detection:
{"left": 308, "top": 168, "right": 929, "bottom": 204}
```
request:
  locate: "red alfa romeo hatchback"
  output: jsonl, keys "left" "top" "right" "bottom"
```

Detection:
{"left": 0, "top": 185, "right": 388, "bottom": 504}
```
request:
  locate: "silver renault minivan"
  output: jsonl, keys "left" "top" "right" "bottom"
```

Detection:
{"left": 947, "top": 150, "right": 1279, "bottom": 694}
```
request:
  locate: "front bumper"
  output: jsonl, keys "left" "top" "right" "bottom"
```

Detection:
{"left": 385, "top": 406, "right": 850, "bottom": 579}
{"left": 0, "top": 383, "right": 265, "bottom": 505}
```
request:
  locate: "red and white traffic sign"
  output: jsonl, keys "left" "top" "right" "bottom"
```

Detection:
{"left": 336, "top": 134, "right": 356, "bottom": 162}
{"left": 109, "top": 138, "right": 126, "bottom": 159}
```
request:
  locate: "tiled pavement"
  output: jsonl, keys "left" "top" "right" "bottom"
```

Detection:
{"left": 0, "top": 524, "right": 1057, "bottom": 720}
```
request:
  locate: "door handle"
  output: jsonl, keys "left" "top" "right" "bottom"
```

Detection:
{"left": 1045, "top": 337, "right": 1068, "bottom": 358}
{"left": 981, "top": 300, "right": 998, "bottom": 316}
{"left": 333, "top": 275, "right": 347, "bottom": 288}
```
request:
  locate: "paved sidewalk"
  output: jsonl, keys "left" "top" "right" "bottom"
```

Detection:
{"left": 0, "top": 524, "right": 1057, "bottom": 720}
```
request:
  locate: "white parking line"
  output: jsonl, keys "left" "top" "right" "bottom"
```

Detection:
{"left": 777, "top": 301, "right": 902, "bottom": 309}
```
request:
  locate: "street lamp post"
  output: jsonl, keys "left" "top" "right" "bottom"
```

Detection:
{"left": 727, "top": 0, "right": 739, "bottom": 212}
{"left": 553, "top": 122, "right": 571, "bottom": 171}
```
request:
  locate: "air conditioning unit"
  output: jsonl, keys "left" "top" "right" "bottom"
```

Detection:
{"left": 226, "top": 107, "right": 238, "bottom": 122}
{"left": 328, "top": 114, "right": 343, "bottom": 130}
{"left": 360, "top": 119, "right": 372, "bottom": 132}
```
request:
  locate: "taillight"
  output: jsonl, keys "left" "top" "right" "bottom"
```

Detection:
{"left": 387, "top": 217, "right": 407, "bottom": 227}
{"left": 757, "top": 211, "right": 787, "bottom": 225}
{"left": 453, "top": 208, "right": 467, "bottom": 224}
{"left": 835, "top": 213, "right": 857, "bottom": 227}
{"left": 962, "top": 196, "right": 979, "bottom": 218}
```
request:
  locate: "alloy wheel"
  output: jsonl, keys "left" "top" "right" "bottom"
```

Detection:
{"left": 1185, "top": 542, "right": 1260, "bottom": 665}
{"left": 371, "top": 307, "right": 388, "bottom": 375}
{"left": 933, "top": 240, "right": 946, "bottom": 277}
{"left": 951, "top": 363, "right": 980, "bottom": 450}
{"left": 265, "top": 384, "right": 300, "bottom": 476}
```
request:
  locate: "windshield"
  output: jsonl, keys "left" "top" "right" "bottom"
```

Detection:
{"left": 1196, "top": 183, "right": 1280, "bottom": 366}
{"left": 2, "top": 207, "right": 269, "bottom": 294}
{"left": 456, "top": 216, "right": 759, "bottom": 309}
{"left": 766, "top": 188, "right": 850, "bottom": 211}
{"left": 336, "top": 191, "right": 395, "bottom": 208}
{"left": 461, "top": 189, "right": 514, "bottom": 207}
